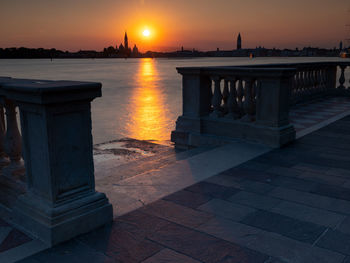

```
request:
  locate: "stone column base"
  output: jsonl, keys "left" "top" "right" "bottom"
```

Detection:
{"left": 13, "top": 192, "right": 113, "bottom": 246}
{"left": 171, "top": 116, "right": 296, "bottom": 148}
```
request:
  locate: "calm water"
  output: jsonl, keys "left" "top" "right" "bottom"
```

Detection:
{"left": 0, "top": 57, "right": 348, "bottom": 144}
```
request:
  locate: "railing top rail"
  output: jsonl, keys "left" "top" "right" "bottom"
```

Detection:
{"left": 244, "top": 61, "right": 350, "bottom": 68}
{"left": 0, "top": 78, "right": 102, "bottom": 104}
{"left": 0, "top": 77, "right": 12, "bottom": 84}
{"left": 1, "top": 79, "right": 101, "bottom": 94}
{"left": 177, "top": 60, "right": 350, "bottom": 76}
{"left": 177, "top": 66, "right": 296, "bottom": 78}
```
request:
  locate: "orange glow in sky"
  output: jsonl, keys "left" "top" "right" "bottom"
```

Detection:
{"left": 0, "top": 0, "right": 349, "bottom": 51}
{"left": 142, "top": 29, "right": 151, "bottom": 37}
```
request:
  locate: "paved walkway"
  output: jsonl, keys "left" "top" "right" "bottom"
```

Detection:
{"left": 290, "top": 96, "right": 350, "bottom": 138}
{"left": 17, "top": 115, "right": 350, "bottom": 262}
{"left": 1, "top": 97, "right": 350, "bottom": 262}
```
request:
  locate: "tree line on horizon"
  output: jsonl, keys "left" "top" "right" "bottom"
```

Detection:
{"left": 0, "top": 46, "right": 345, "bottom": 59}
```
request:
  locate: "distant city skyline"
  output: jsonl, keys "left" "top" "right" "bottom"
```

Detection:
{"left": 0, "top": 0, "right": 349, "bottom": 52}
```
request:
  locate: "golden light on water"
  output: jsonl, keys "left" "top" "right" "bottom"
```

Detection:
{"left": 127, "top": 58, "right": 170, "bottom": 141}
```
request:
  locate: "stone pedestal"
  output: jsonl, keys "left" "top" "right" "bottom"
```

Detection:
{"left": 172, "top": 67, "right": 296, "bottom": 148}
{"left": 2, "top": 80, "right": 113, "bottom": 245}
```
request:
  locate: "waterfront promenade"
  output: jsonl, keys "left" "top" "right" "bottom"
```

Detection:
{"left": 0, "top": 60, "right": 349, "bottom": 262}
{"left": 8, "top": 108, "right": 350, "bottom": 263}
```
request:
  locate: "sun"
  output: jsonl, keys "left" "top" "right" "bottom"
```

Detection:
{"left": 142, "top": 29, "right": 151, "bottom": 37}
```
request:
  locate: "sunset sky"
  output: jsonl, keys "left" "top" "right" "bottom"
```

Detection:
{"left": 1, "top": 0, "right": 349, "bottom": 52}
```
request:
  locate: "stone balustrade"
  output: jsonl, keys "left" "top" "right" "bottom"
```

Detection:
{"left": 171, "top": 61, "right": 350, "bottom": 148}
{"left": 0, "top": 77, "right": 112, "bottom": 246}
{"left": 249, "top": 62, "right": 350, "bottom": 105}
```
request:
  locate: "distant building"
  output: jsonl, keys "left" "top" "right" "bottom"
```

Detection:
{"left": 118, "top": 43, "right": 124, "bottom": 53}
{"left": 340, "top": 41, "right": 343, "bottom": 50}
{"left": 237, "top": 33, "right": 242, "bottom": 50}
{"left": 124, "top": 32, "right": 129, "bottom": 51}
{"left": 116, "top": 32, "right": 132, "bottom": 57}
{"left": 132, "top": 44, "right": 139, "bottom": 56}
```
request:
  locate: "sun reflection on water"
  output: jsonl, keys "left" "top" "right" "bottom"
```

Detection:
{"left": 126, "top": 58, "right": 170, "bottom": 141}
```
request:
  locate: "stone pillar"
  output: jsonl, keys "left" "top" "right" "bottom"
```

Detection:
{"left": 326, "top": 65, "right": 338, "bottom": 95}
{"left": 2, "top": 79, "right": 112, "bottom": 246}
{"left": 255, "top": 69, "right": 296, "bottom": 146}
{"left": 171, "top": 68, "right": 212, "bottom": 148}
{"left": 178, "top": 68, "right": 212, "bottom": 118}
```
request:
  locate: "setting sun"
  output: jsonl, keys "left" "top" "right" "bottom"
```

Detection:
{"left": 142, "top": 29, "right": 150, "bottom": 37}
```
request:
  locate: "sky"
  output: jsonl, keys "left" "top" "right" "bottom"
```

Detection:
{"left": 0, "top": 0, "right": 349, "bottom": 52}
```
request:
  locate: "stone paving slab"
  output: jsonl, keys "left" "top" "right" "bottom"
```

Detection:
{"left": 241, "top": 210, "right": 327, "bottom": 244}
{"left": 141, "top": 249, "right": 201, "bottom": 263}
{"left": 139, "top": 199, "right": 214, "bottom": 228}
{"left": 316, "top": 229, "right": 350, "bottom": 256}
{"left": 197, "top": 217, "right": 345, "bottom": 263}
{"left": 163, "top": 189, "right": 213, "bottom": 209}
{"left": 269, "top": 201, "right": 346, "bottom": 229}
{"left": 338, "top": 217, "right": 350, "bottom": 234}
{"left": 268, "top": 187, "right": 350, "bottom": 215}
{"left": 228, "top": 191, "right": 281, "bottom": 210}
{"left": 0, "top": 218, "right": 48, "bottom": 263}
{"left": 147, "top": 222, "right": 269, "bottom": 263}
{"left": 198, "top": 199, "right": 256, "bottom": 222}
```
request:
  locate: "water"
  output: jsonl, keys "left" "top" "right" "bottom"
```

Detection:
{"left": 0, "top": 57, "right": 348, "bottom": 144}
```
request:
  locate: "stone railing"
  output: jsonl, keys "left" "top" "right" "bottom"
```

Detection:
{"left": 0, "top": 77, "right": 112, "bottom": 246}
{"left": 171, "top": 61, "right": 350, "bottom": 148}
{"left": 248, "top": 61, "right": 350, "bottom": 105}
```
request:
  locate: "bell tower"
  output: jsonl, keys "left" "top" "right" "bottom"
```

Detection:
{"left": 237, "top": 33, "right": 242, "bottom": 50}
{"left": 124, "top": 31, "right": 129, "bottom": 51}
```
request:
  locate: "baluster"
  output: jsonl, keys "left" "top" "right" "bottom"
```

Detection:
{"left": 311, "top": 70, "right": 316, "bottom": 93}
{"left": 300, "top": 71, "right": 306, "bottom": 99}
{"left": 251, "top": 80, "right": 257, "bottom": 116}
{"left": 311, "top": 69, "right": 318, "bottom": 94}
{"left": 319, "top": 69, "right": 325, "bottom": 91}
{"left": 226, "top": 78, "right": 240, "bottom": 119}
{"left": 0, "top": 104, "right": 9, "bottom": 165}
{"left": 306, "top": 70, "right": 311, "bottom": 95}
{"left": 300, "top": 71, "right": 306, "bottom": 96}
{"left": 237, "top": 79, "right": 244, "bottom": 114}
{"left": 325, "top": 66, "right": 333, "bottom": 91}
{"left": 311, "top": 70, "right": 316, "bottom": 94}
{"left": 316, "top": 69, "right": 321, "bottom": 92}
{"left": 319, "top": 69, "right": 324, "bottom": 92}
{"left": 297, "top": 72, "right": 303, "bottom": 95}
{"left": 324, "top": 68, "right": 329, "bottom": 91}
{"left": 290, "top": 74, "right": 297, "bottom": 104}
{"left": 294, "top": 72, "right": 301, "bottom": 99}
{"left": 241, "top": 78, "right": 255, "bottom": 122}
{"left": 291, "top": 74, "right": 297, "bottom": 96}
{"left": 307, "top": 70, "right": 312, "bottom": 94}
{"left": 308, "top": 70, "right": 313, "bottom": 94}
{"left": 210, "top": 76, "right": 223, "bottom": 117}
{"left": 4, "top": 99, "right": 24, "bottom": 175}
{"left": 322, "top": 69, "right": 326, "bottom": 91}
{"left": 322, "top": 68, "right": 327, "bottom": 91}
{"left": 222, "top": 79, "right": 229, "bottom": 114}
{"left": 209, "top": 80, "right": 213, "bottom": 107}
{"left": 338, "top": 65, "right": 346, "bottom": 89}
